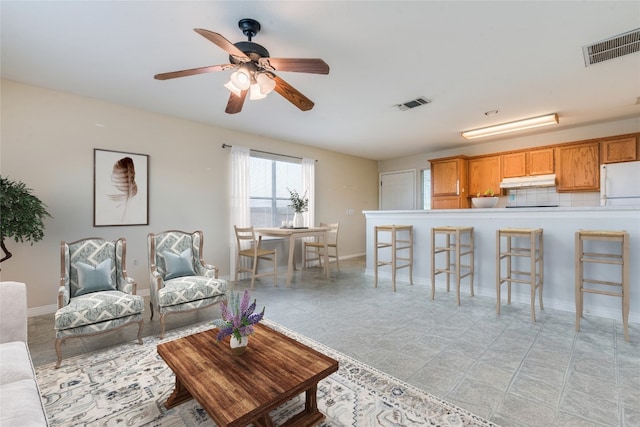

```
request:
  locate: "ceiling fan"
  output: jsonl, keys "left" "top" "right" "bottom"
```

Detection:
{"left": 154, "top": 18, "right": 330, "bottom": 114}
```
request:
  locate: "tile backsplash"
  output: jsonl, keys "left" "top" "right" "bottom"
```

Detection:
{"left": 506, "top": 187, "right": 600, "bottom": 207}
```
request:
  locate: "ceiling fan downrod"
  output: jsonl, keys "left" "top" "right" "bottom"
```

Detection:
{"left": 238, "top": 18, "right": 261, "bottom": 42}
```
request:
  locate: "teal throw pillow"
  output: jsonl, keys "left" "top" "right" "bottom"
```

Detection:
{"left": 75, "top": 259, "right": 115, "bottom": 297}
{"left": 162, "top": 248, "right": 196, "bottom": 280}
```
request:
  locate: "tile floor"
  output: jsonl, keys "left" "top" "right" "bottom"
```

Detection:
{"left": 29, "top": 257, "right": 638, "bottom": 427}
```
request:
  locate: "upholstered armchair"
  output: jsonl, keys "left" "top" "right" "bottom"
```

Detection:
{"left": 147, "top": 230, "right": 227, "bottom": 338}
{"left": 55, "top": 237, "right": 144, "bottom": 368}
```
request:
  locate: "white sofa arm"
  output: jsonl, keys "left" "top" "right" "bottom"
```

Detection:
{"left": 0, "top": 281, "right": 27, "bottom": 343}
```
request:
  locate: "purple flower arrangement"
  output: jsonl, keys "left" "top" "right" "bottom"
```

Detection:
{"left": 212, "top": 289, "right": 265, "bottom": 343}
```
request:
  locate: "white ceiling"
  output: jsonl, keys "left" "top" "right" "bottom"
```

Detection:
{"left": 2, "top": 1, "right": 639, "bottom": 160}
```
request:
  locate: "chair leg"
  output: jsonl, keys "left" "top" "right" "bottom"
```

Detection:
{"left": 136, "top": 320, "right": 144, "bottom": 344}
{"left": 335, "top": 247, "right": 340, "bottom": 271}
{"left": 251, "top": 256, "right": 258, "bottom": 290}
{"left": 149, "top": 301, "right": 154, "bottom": 320}
{"left": 55, "top": 337, "right": 64, "bottom": 369}
{"left": 160, "top": 314, "right": 166, "bottom": 339}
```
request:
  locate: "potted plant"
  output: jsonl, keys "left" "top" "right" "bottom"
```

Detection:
{"left": 287, "top": 188, "right": 308, "bottom": 227}
{"left": 212, "top": 289, "right": 265, "bottom": 355}
{"left": 471, "top": 188, "right": 499, "bottom": 208}
{"left": 0, "top": 176, "right": 52, "bottom": 264}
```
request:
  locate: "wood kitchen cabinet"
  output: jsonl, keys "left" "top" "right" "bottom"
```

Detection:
{"left": 502, "top": 148, "right": 554, "bottom": 178}
{"left": 429, "top": 156, "right": 470, "bottom": 209}
{"left": 469, "top": 155, "right": 501, "bottom": 197}
{"left": 528, "top": 148, "right": 555, "bottom": 175}
{"left": 555, "top": 141, "right": 599, "bottom": 192}
{"left": 502, "top": 152, "right": 526, "bottom": 178}
{"left": 601, "top": 135, "right": 638, "bottom": 163}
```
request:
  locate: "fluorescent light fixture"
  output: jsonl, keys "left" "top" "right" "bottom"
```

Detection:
{"left": 462, "top": 113, "right": 559, "bottom": 140}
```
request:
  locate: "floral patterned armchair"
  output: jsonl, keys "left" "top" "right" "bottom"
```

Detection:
{"left": 147, "top": 230, "right": 227, "bottom": 338}
{"left": 55, "top": 237, "right": 144, "bottom": 368}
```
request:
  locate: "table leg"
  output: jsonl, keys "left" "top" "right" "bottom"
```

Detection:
{"left": 286, "top": 235, "right": 295, "bottom": 287}
{"left": 165, "top": 375, "right": 193, "bottom": 409}
{"left": 274, "top": 384, "right": 325, "bottom": 427}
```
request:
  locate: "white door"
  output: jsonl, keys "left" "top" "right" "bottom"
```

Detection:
{"left": 380, "top": 170, "right": 416, "bottom": 210}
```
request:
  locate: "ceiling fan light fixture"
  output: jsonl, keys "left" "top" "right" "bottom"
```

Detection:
{"left": 230, "top": 68, "right": 251, "bottom": 90}
{"left": 249, "top": 83, "right": 267, "bottom": 100}
{"left": 256, "top": 72, "right": 276, "bottom": 95}
{"left": 461, "top": 113, "right": 559, "bottom": 140}
{"left": 224, "top": 80, "right": 242, "bottom": 97}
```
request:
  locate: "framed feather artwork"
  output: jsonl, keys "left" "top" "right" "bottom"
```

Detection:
{"left": 94, "top": 149, "right": 149, "bottom": 226}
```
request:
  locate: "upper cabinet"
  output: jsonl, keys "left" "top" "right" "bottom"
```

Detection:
{"left": 601, "top": 135, "right": 638, "bottom": 164}
{"left": 469, "top": 155, "right": 501, "bottom": 197}
{"left": 528, "top": 148, "right": 555, "bottom": 175}
{"left": 430, "top": 156, "right": 470, "bottom": 209}
{"left": 502, "top": 152, "right": 526, "bottom": 178}
{"left": 502, "top": 148, "right": 554, "bottom": 178}
{"left": 555, "top": 141, "right": 599, "bottom": 192}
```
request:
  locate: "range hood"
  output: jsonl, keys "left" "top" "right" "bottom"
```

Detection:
{"left": 499, "top": 174, "right": 557, "bottom": 189}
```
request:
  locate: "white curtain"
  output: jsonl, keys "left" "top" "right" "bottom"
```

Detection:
{"left": 302, "top": 158, "right": 315, "bottom": 227}
{"left": 230, "top": 146, "right": 250, "bottom": 279}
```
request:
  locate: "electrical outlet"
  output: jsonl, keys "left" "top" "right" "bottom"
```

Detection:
{"left": 133, "top": 259, "right": 139, "bottom": 266}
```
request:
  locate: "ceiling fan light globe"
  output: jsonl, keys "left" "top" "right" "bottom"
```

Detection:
{"left": 249, "top": 84, "right": 267, "bottom": 100}
{"left": 256, "top": 73, "right": 276, "bottom": 95}
{"left": 224, "top": 80, "right": 242, "bottom": 97}
{"left": 230, "top": 69, "right": 251, "bottom": 90}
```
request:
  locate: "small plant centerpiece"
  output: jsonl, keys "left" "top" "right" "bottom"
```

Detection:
{"left": 287, "top": 187, "right": 308, "bottom": 227}
{"left": 472, "top": 188, "right": 499, "bottom": 208}
{"left": 212, "top": 289, "right": 265, "bottom": 355}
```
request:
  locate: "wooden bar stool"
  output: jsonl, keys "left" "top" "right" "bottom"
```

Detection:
{"left": 496, "top": 228, "right": 544, "bottom": 321}
{"left": 431, "top": 226, "right": 474, "bottom": 305}
{"left": 374, "top": 225, "right": 413, "bottom": 292}
{"left": 575, "top": 230, "right": 630, "bottom": 341}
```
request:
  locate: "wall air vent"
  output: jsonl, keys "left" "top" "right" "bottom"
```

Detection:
{"left": 582, "top": 28, "right": 640, "bottom": 66}
{"left": 396, "top": 97, "right": 431, "bottom": 111}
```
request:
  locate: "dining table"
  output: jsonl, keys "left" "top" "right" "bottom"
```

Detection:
{"left": 255, "top": 227, "right": 331, "bottom": 287}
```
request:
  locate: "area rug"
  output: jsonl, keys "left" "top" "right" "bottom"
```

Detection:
{"left": 36, "top": 319, "right": 499, "bottom": 427}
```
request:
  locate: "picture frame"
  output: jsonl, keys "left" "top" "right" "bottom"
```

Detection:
{"left": 94, "top": 149, "right": 149, "bottom": 226}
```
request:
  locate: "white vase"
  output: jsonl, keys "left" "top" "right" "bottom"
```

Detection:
{"left": 293, "top": 212, "right": 304, "bottom": 228}
{"left": 230, "top": 335, "right": 248, "bottom": 355}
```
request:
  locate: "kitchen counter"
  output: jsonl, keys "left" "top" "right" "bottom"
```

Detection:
{"left": 364, "top": 206, "right": 640, "bottom": 323}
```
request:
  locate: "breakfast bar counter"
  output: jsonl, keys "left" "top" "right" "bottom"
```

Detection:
{"left": 364, "top": 206, "right": 640, "bottom": 323}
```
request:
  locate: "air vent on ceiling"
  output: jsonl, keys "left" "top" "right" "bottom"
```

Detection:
{"left": 396, "top": 97, "right": 431, "bottom": 111}
{"left": 582, "top": 28, "right": 640, "bottom": 66}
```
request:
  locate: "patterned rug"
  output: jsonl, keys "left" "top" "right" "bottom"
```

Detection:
{"left": 36, "top": 319, "right": 499, "bottom": 427}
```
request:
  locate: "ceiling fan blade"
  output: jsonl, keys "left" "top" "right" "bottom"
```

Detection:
{"left": 259, "top": 58, "right": 330, "bottom": 74}
{"left": 194, "top": 28, "right": 250, "bottom": 62}
{"left": 154, "top": 64, "right": 235, "bottom": 80}
{"left": 225, "top": 90, "right": 248, "bottom": 114}
{"left": 272, "top": 75, "right": 315, "bottom": 111}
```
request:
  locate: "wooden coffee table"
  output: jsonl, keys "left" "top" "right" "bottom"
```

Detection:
{"left": 157, "top": 323, "right": 339, "bottom": 427}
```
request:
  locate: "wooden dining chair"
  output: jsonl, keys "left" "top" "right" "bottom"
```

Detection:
{"left": 234, "top": 226, "right": 278, "bottom": 289}
{"left": 304, "top": 222, "right": 340, "bottom": 271}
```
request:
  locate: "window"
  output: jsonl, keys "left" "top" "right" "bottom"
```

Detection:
{"left": 421, "top": 169, "right": 431, "bottom": 210}
{"left": 249, "top": 155, "right": 302, "bottom": 227}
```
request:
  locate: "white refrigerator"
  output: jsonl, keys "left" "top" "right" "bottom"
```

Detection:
{"left": 600, "top": 161, "right": 640, "bottom": 206}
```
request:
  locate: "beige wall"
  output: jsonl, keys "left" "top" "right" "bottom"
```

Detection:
{"left": 0, "top": 79, "right": 379, "bottom": 312}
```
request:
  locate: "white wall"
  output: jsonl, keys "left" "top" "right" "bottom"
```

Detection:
{"left": 378, "top": 116, "right": 640, "bottom": 197}
{"left": 0, "top": 79, "right": 379, "bottom": 312}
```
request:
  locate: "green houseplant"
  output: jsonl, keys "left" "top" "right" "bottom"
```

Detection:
{"left": 287, "top": 188, "right": 308, "bottom": 228}
{"left": 0, "top": 176, "right": 52, "bottom": 264}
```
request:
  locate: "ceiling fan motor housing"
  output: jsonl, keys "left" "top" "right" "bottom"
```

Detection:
{"left": 231, "top": 41, "right": 270, "bottom": 63}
